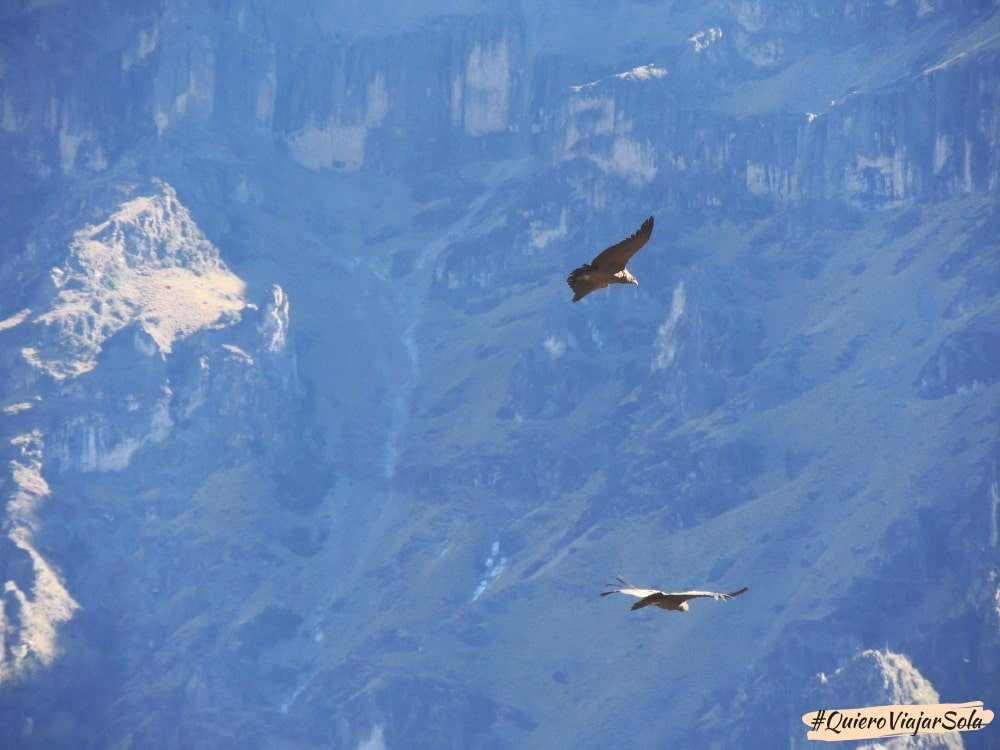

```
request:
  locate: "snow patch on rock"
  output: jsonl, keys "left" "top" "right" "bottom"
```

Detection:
{"left": 651, "top": 282, "right": 686, "bottom": 371}
{"left": 222, "top": 344, "right": 254, "bottom": 365}
{"left": 472, "top": 540, "right": 507, "bottom": 601}
{"left": 689, "top": 27, "right": 723, "bottom": 52}
{"left": 571, "top": 63, "right": 666, "bottom": 92}
{"left": 614, "top": 63, "right": 667, "bottom": 82}
{"left": 543, "top": 335, "right": 566, "bottom": 360}
{"left": 259, "top": 284, "right": 290, "bottom": 353}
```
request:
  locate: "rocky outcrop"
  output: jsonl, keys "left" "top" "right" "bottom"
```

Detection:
{"left": 798, "top": 649, "right": 963, "bottom": 750}
{"left": 24, "top": 180, "right": 246, "bottom": 380}
{"left": 0, "top": 177, "right": 307, "bottom": 711}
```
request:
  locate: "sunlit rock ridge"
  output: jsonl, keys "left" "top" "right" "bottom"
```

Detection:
{"left": 0, "top": 1, "right": 998, "bottom": 748}
{"left": 27, "top": 180, "right": 247, "bottom": 380}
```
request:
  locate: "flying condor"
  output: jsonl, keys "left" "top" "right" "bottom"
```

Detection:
{"left": 567, "top": 216, "right": 654, "bottom": 302}
{"left": 601, "top": 577, "right": 749, "bottom": 613}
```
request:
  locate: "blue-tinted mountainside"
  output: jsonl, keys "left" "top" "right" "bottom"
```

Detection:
{"left": 1, "top": 2, "right": 998, "bottom": 748}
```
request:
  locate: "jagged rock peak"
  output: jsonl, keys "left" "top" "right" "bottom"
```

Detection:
{"left": 25, "top": 179, "right": 247, "bottom": 380}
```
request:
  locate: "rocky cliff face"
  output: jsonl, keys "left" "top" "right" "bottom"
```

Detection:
{"left": 1, "top": 2, "right": 999, "bottom": 749}
{"left": 796, "top": 649, "right": 964, "bottom": 750}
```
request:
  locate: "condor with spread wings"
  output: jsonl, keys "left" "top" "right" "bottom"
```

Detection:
{"left": 566, "top": 216, "right": 654, "bottom": 302}
{"left": 601, "top": 577, "right": 748, "bottom": 613}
